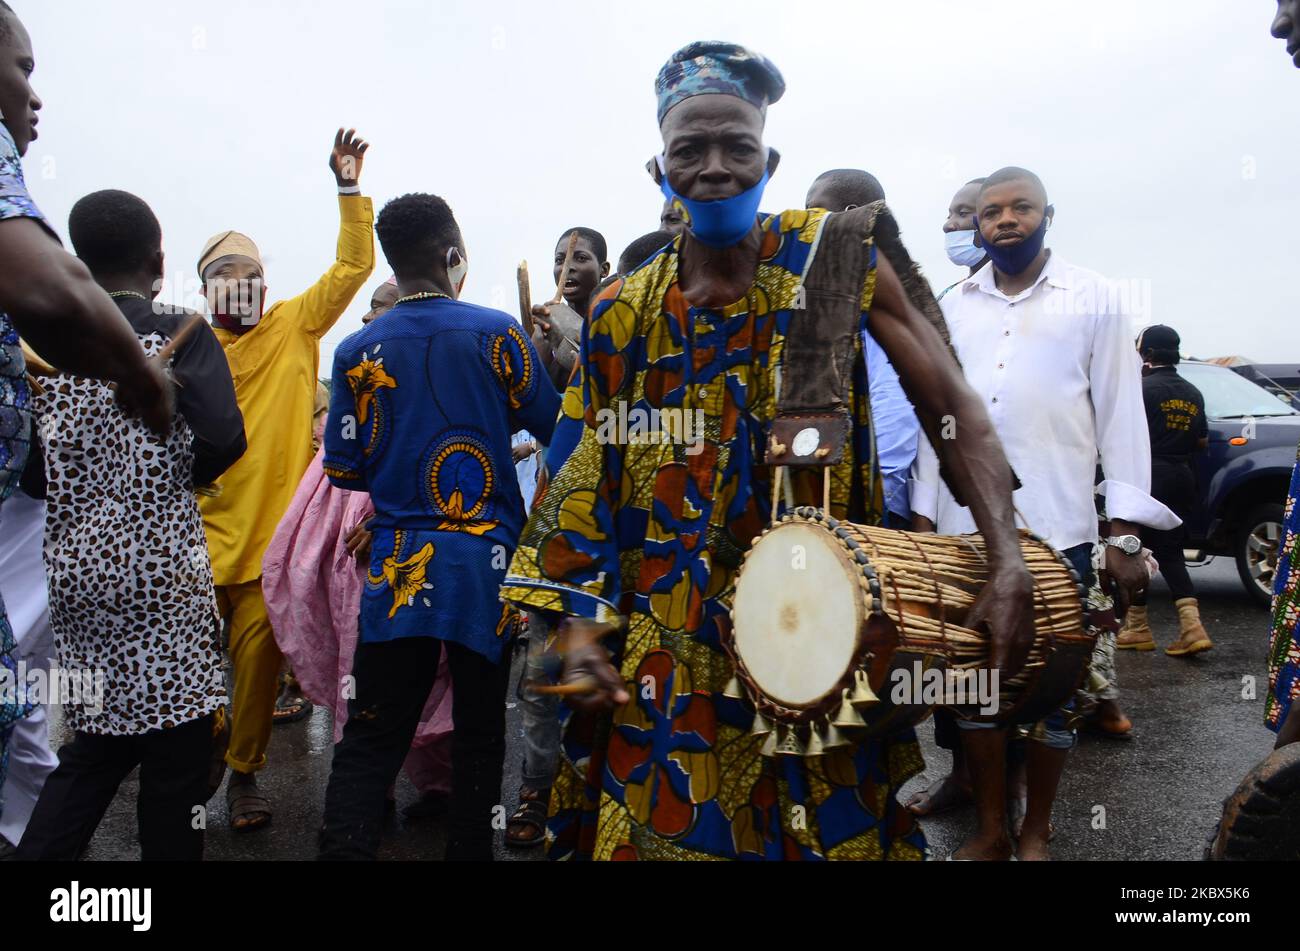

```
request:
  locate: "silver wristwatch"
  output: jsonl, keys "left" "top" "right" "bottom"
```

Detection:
{"left": 1106, "top": 534, "right": 1142, "bottom": 556}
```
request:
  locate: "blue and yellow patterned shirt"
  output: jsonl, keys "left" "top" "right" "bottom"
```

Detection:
{"left": 0, "top": 121, "right": 45, "bottom": 737}
{"left": 0, "top": 123, "right": 44, "bottom": 506}
{"left": 324, "top": 297, "right": 559, "bottom": 663}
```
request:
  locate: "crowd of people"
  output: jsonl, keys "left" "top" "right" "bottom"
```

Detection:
{"left": 0, "top": 1, "right": 1297, "bottom": 863}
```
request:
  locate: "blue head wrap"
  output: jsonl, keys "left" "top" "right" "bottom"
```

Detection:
{"left": 655, "top": 41, "right": 785, "bottom": 126}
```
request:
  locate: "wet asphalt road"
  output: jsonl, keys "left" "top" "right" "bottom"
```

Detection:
{"left": 65, "top": 557, "right": 1276, "bottom": 862}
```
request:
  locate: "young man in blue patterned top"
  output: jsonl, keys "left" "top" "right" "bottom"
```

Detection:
{"left": 319, "top": 193, "right": 560, "bottom": 861}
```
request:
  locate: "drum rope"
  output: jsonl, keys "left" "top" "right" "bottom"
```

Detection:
{"left": 898, "top": 529, "right": 950, "bottom": 652}
{"left": 770, "top": 465, "right": 785, "bottom": 525}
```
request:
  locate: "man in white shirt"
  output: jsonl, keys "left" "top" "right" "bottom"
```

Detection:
{"left": 911, "top": 167, "right": 1177, "bottom": 861}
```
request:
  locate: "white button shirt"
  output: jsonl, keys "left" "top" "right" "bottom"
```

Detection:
{"left": 910, "top": 251, "right": 1178, "bottom": 551}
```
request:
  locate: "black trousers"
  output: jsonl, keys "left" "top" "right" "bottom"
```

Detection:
{"left": 318, "top": 636, "right": 511, "bottom": 861}
{"left": 1136, "top": 460, "right": 1197, "bottom": 604}
{"left": 16, "top": 713, "right": 213, "bottom": 861}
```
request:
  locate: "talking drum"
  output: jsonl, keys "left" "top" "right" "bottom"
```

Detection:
{"left": 725, "top": 508, "right": 1095, "bottom": 758}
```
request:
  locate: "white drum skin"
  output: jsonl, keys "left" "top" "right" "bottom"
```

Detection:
{"left": 731, "top": 522, "right": 864, "bottom": 709}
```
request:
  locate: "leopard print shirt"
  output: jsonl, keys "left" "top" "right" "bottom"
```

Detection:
{"left": 34, "top": 331, "right": 227, "bottom": 735}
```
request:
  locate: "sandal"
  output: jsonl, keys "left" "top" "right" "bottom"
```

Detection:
{"left": 273, "top": 673, "right": 312, "bottom": 725}
{"left": 227, "top": 773, "right": 273, "bottom": 833}
{"left": 505, "top": 786, "right": 550, "bottom": 849}
{"left": 208, "top": 706, "right": 231, "bottom": 801}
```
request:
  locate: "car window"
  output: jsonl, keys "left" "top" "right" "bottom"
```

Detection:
{"left": 1176, "top": 363, "right": 1300, "bottom": 419}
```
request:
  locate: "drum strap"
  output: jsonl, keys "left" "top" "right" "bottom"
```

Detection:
{"left": 767, "top": 202, "right": 969, "bottom": 504}
{"left": 767, "top": 205, "right": 880, "bottom": 468}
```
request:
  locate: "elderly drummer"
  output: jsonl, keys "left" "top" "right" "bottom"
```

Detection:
{"left": 500, "top": 41, "right": 1037, "bottom": 862}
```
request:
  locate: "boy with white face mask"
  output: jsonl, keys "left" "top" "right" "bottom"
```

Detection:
{"left": 939, "top": 178, "right": 990, "bottom": 299}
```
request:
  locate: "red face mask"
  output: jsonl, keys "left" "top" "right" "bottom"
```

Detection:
{"left": 208, "top": 278, "right": 266, "bottom": 333}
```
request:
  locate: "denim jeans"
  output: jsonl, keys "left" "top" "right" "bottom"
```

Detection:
{"left": 517, "top": 613, "right": 560, "bottom": 791}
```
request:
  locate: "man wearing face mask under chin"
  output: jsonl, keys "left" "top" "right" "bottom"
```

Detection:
{"left": 911, "top": 167, "right": 1178, "bottom": 860}
{"left": 196, "top": 128, "right": 375, "bottom": 833}
{"left": 502, "top": 42, "right": 1039, "bottom": 862}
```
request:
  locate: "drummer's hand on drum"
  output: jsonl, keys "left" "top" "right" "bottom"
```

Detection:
{"left": 967, "top": 563, "right": 1036, "bottom": 679}
{"left": 558, "top": 618, "right": 629, "bottom": 713}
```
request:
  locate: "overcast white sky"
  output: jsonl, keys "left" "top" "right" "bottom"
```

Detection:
{"left": 17, "top": 0, "right": 1300, "bottom": 369}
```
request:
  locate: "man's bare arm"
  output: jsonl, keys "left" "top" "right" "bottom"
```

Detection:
{"left": 867, "top": 254, "right": 1035, "bottom": 675}
{"left": 0, "top": 217, "right": 170, "bottom": 433}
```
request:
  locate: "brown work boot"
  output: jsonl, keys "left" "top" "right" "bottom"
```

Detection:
{"left": 1117, "top": 605, "right": 1156, "bottom": 651}
{"left": 1166, "top": 598, "right": 1214, "bottom": 657}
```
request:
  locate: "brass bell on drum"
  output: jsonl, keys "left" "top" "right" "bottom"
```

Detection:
{"left": 773, "top": 725, "right": 807, "bottom": 758}
{"left": 806, "top": 724, "right": 827, "bottom": 757}
{"left": 815, "top": 721, "right": 851, "bottom": 753}
{"left": 832, "top": 692, "right": 868, "bottom": 730}
{"left": 723, "top": 675, "right": 746, "bottom": 701}
{"left": 849, "top": 669, "right": 880, "bottom": 708}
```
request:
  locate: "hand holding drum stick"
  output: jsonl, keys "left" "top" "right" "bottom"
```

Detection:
{"left": 517, "top": 230, "right": 578, "bottom": 336}
{"left": 526, "top": 616, "right": 630, "bottom": 712}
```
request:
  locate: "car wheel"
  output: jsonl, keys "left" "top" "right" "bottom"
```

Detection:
{"left": 1235, "top": 503, "right": 1284, "bottom": 607}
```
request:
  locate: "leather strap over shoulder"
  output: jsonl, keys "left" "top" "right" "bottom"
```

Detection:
{"left": 767, "top": 204, "right": 880, "bottom": 468}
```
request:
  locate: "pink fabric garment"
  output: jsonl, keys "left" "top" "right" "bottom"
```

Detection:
{"left": 263, "top": 450, "right": 453, "bottom": 794}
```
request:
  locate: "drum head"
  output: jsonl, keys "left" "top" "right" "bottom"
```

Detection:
{"left": 732, "top": 521, "right": 865, "bottom": 710}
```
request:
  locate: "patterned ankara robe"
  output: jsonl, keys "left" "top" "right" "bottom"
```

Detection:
{"left": 1266, "top": 447, "right": 1300, "bottom": 735}
{"left": 501, "top": 209, "right": 928, "bottom": 861}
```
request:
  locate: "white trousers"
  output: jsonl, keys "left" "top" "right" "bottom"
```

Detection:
{"left": 0, "top": 489, "right": 56, "bottom": 846}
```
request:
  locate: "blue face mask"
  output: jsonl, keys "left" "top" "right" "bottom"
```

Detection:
{"left": 973, "top": 214, "right": 1050, "bottom": 276}
{"left": 944, "top": 229, "right": 986, "bottom": 268}
{"left": 657, "top": 153, "right": 770, "bottom": 249}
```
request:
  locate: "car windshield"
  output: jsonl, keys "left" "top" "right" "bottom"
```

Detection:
{"left": 1176, "top": 363, "right": 1300, "bottom": 419}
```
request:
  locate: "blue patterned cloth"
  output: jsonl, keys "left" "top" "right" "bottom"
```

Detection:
{"left": 0, "top": 122, "right": 42, "bottom": 506}
{"left": 655, "top": 41, "right": 786, "bottom": 124}
{"left": 1266, "top": 449, "right": 1300, "bottom": 734}
{"left": 0, "top": 122, "right": 45, "bottom": 809}
{"left": 324, "top": 298, "right": 560, "bottom": 663}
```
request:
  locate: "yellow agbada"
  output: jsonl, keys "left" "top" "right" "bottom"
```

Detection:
{"left": 201, "top": 195, "right": 375, "bottom": 585}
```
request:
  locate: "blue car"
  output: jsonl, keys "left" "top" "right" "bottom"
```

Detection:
{"left": 1175, "top": 361, "right": 1300, "bottom": 605}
